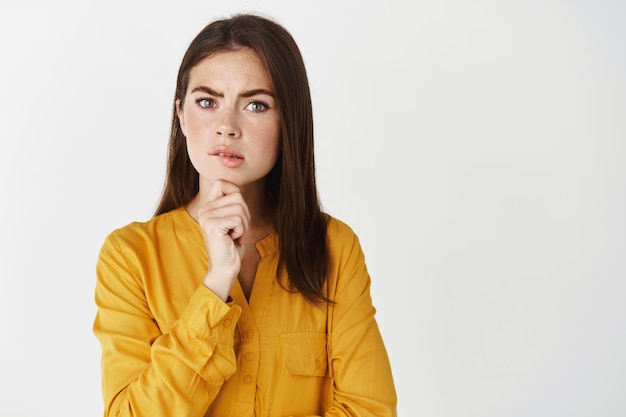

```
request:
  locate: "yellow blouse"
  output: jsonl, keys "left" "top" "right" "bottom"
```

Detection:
{"left": 93, "top": 207, "right": 397, "bottom": 416}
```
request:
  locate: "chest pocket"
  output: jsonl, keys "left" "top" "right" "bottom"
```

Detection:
{"left": 280, "top": 332, "right": 328, "bottom": 377}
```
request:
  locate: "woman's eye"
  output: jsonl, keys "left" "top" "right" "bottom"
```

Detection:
{"left": 197, "top": 98, "right": 216, "bottom": 109}
{"left": 246, "top": 101, "right": 267, "bottom": 112}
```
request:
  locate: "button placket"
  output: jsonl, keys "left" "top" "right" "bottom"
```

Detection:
{"left": 239, "top": 328, "right": 260, "bottom": 388}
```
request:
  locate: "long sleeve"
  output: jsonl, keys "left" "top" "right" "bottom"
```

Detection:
{"left": 93, "top": 231, "right": 242, "bottom": 417}
{"left": 324, "top": 224, "right": 398, "bottom": 416}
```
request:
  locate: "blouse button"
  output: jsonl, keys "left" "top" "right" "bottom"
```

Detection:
{"left": 243, "top": 375, "right": 253, "bottom": 384}
{"left": 245, "top": 352, "right": 255, "bottom": 361}
{"left": 223, "top": 318, "right": 232, "bottom": 328}
{"left": 244, "top": 330, "right": 254, "bottom": 340}
{"left": 315, "top": 360, "right": 321, "bottom": 369}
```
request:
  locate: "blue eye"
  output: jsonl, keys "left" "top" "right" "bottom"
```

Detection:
{"left": 197, "top": 98, "right": 216, "bottom": 109}
{"left": 247, "top": 101, "right": 268, "bottom": 112}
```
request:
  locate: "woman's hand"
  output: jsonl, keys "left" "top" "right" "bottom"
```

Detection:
{"left": 197, "top": 180, "right": 251, "bottom": 301}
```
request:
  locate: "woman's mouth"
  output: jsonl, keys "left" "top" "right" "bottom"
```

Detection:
{"left": 217, "top": 152, "right": 242, "bottom": 159}
{"left": 210, "top": 146, "right": 245, "bottom": 168}
{"left": 210, "top": 146, "right": 244, "bottom": 159}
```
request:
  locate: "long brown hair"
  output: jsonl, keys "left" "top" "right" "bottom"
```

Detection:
{"left": 155, "top": 14, "right": 330, "bottom": 304}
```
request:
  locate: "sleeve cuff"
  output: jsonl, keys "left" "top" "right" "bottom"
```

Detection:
{"left": 179, "top": 285, "right": 242, "bottom": 341}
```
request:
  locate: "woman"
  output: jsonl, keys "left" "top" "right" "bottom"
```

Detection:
{"left": 93, "top": 13, "right": 397, "bottom": 417}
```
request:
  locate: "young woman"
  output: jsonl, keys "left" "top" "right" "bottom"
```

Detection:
{"left": 93, "top": 13, "right": 397, "bottom": 417}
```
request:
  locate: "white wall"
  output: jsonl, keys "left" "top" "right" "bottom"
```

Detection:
{"left": 1, "top": 1, "right": 625, "bottom": 416}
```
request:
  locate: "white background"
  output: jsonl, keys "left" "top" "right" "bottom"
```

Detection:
{"left": 1, "top": 1, "right": 625, "bottom": 416}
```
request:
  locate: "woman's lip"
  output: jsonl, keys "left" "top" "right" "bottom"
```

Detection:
{"left": 210, "top": 145, "right": 245, "bottom": 168}
{"left": 210, "top": 146, "right": 244, "bottom": 159}
{"left": 215, "top": 154, "right": 245, "bottom": 168}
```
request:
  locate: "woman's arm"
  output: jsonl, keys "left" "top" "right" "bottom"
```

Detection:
{"left": 93, "top": 232, "right": 242, "bottom": 417}
{"left": 325, "top": 223, "right": 398, "bottom": 416}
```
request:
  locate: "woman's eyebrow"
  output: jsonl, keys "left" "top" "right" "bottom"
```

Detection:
{"left": 190, "top": 86, "right": 274, "bottom": 98}
{"left": 190, "top": 86, "right": 222, "bottom": 97}
{"left": 240, "top": 88, "right": 275, "bottom": 98}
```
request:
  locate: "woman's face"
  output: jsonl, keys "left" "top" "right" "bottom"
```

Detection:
{"left": 177, "top": 48, "right": 281, "bottom": 193}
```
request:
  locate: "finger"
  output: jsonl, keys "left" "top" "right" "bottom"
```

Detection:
{"left": 225, "top": 215, "right": 248, "bottom": 242}
{"left": 200, "top": 211, "right": 247, "bottom": 235}
{"left": 200, "top": 194, "right": 251, "bottom": 222}
{"left": 207, "top": 180, "right": 242, "bottom": 202}
{"left": 198, "top": 205, "right": 251, "bottom": 242}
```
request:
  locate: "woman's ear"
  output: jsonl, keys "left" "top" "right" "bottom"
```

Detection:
{"left": 176, "top": 99, "right": 186, "bottom": 135}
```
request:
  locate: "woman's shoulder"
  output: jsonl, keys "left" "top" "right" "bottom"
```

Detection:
{"left": 325, "top": 214, "right": 356, "bottom": 237}
{"left": 324, "top": 214, "right": 363, "bottom": 251}
{"left": 105, "top": 207, "right": 189, "bottom": 246}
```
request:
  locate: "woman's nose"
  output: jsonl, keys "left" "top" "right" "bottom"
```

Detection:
{"left": 216, "top": 110, "right": 241, "bottom": 138}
